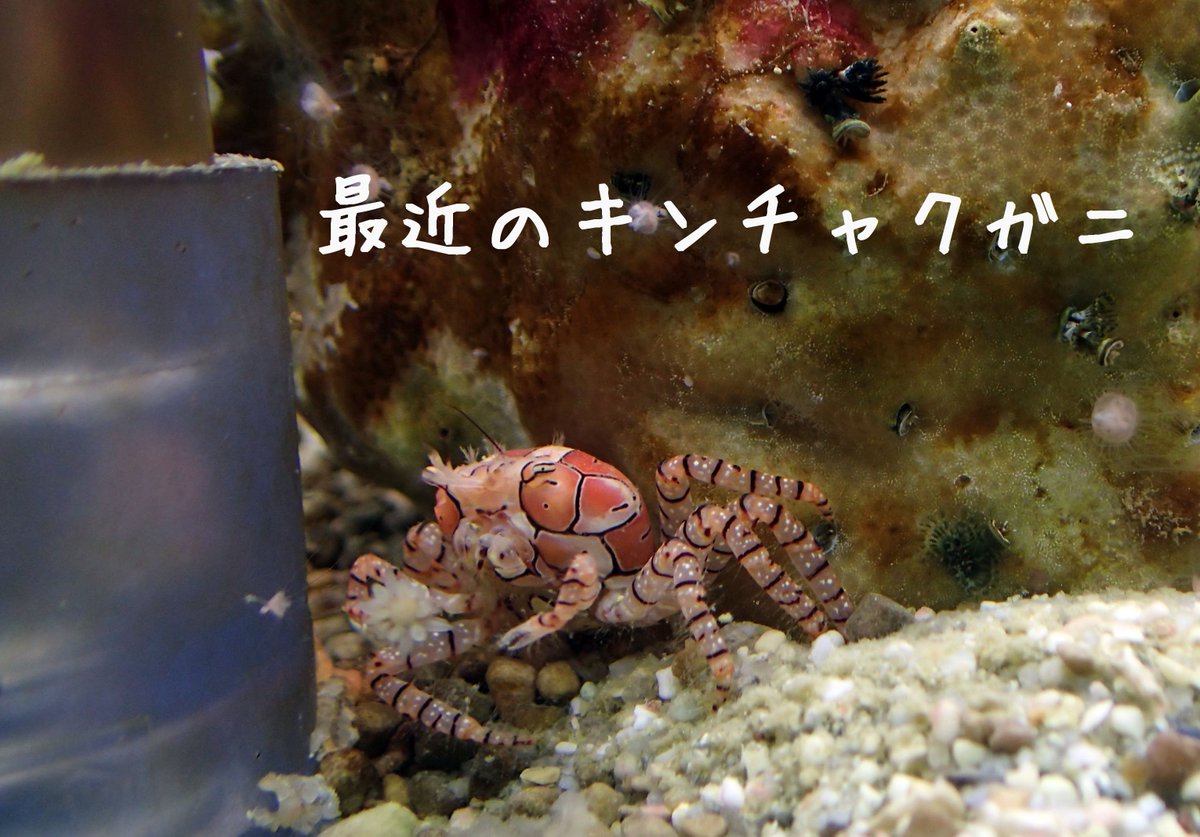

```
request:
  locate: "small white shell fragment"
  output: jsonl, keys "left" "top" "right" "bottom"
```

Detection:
{"left": 655, "top": 666, "right": 679, "bottom": 701}
{"left": 719, "top": 776, "right": 745, "bottom": 811}
{"left": 810, "top": 630, "right": 845, "bottom": 664}
{"left": 754, "top": 629, "right": 787, "bottom": 655}
{"left": 820, "top": 677, "right": 854, "bottom": 703}
{"left": 1079, "top": 699, "right": 1113, "bottom": 733}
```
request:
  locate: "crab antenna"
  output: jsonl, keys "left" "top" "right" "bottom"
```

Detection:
{"left": 450, "top": 406, "right": 506, "bottom": 453}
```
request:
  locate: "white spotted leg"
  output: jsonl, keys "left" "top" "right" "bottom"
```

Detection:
{"left": 497, "top": 553, "right": 601, "bottom": 651}
{"left": 373, "top": 676, "right": 534, "bottom": 747}
{"left": 656, "top": 454, "right": 851, "bottom": 632}
{"left": 656, "top": 454, "right": 833, "bottom": 535}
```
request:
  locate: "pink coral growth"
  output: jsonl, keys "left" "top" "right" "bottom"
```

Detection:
{"left": 439, "top": 0, "right": 623, "bottom": 103}
{"left": 721, "top": 0, "right": 873, "bottom": 72}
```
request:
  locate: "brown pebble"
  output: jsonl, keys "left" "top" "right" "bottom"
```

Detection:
{"left": 987, "top": 718, "right": 1037, "bottom": 754}
{"left": 1143, "top": 731, "right": 1200, "bottom": 800}
{"left": 487, "top": 657, "right": 537, "bottom": 715}
{"left": 511, "top": 785, "right": 561, "bottom": 817}
{"left": 582, "top": 782, "right": 625, "bottom": 826}
{"left": 318, "top": 748, "right": 381, "bottom": 816}
{"left": 621, "top": 814, "right": 678, "bottom": 837}
{"left": 536, "top": 660, "right": 582, "bottom": 703}
{"left": 353, "top": 700, "right": 402, "bottom": 757}
{"left": 958, "top": 710, "right": 995, "bottom": 745}
{"left": 899, "top": 801, "right": 958, "bottom": 837}
{"left": 844, "top": 593, "right": 915, "bottom": 641}
{"left": 676, "top": 812, "right": 728, "bottom": 837}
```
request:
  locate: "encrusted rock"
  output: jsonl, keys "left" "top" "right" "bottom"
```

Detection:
{"left": 512, "top": 785, "right": 561, "bottom": 818}
{"left": 407, "top": 769, "right": 470, "bottom": 818}
{"left": 318, "top": 748, "right": 381, "bottom": 816}
{"left": 844, "top": 593, "right": 915, "bottom": 641}
{"left": 353, "top": 700, "right": 402, "bottom": 757}
{"left": 675, "top": 812, "right": 729, "bottom": 837}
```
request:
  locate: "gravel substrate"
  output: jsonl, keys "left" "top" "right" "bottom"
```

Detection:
{"left": 287, "top": 425, "right": 1200, "bottom": 836}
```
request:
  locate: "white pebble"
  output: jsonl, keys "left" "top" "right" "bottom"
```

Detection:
{"left": 1180, "top": 771, "right": 1200, "bottom": 804}
{"left": 579, "top": 681, "right": 598, "bottom": 700}
{"left": 741, "top": 741, "right": 771, "bottom": 778}
{"left": 1034, "top": 773, "right": 1080, "bottom": 809}
{"left": 631, "top": 704, "right": 658, "bottom": 731}
{"left": 929, "top": 698, "right": 963, "bottom": 744}
{"left": 754, "top": 629, "right": 787, "bottom": 655}
{"left": 939, "top": 649, "right": 978, "bottom": 679}
{"left": 820, "top": 677, "right": 854, "bottom": 703}
{"left": 655, "top": 666, "right": 679, "bottom": 701}
{"left": 952, "top": 738, "right": 989, "bottom": 770}
{"left": 554, "top": 741, "right": 578, "bottom": 756}
{"left": 810, "top": 631, "right": 845, "bottom": 664}
{"left": 1107, "top": 704, "right": 1145, "bottom": 739}
{"left": 719, "top": 776, "right": 745, "bottom": 811}
{"left": 1079, "top": 700, "right": 1113, "bottom": 733}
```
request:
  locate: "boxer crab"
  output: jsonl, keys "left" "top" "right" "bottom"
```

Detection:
{"left": 346, "top": 444, "right": 853, "bottom": 745}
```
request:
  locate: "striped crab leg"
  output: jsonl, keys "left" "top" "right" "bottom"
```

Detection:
{"left": 655, "top": 454, "right": 833, "bottom": 538}
{"left": 731, "top": 494, "right": 852, "bottom": 633}
{"left": 371, "top": 674, "right": 534, "bottom": 747}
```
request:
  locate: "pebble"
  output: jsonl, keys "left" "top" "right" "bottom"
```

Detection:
{"left": 1108, "top": 704, "right": 1145, "bottom": 739}
{"left": 675, "top": 812, "right": 728, "bottom": 837}
{"left": 718, "top": 777, "right": 744, "bottom": 811}
{"left": 382, "top": 774, "right": 409, "bottom": 806}
{"left": 407, "top": 770, "right": 469, "bottom": 817}
{"left": 512, "top": 785, "right": 561, "bottom": 817}
{"left": 1034, "top": 773, "right": 1080, "bottom": 808}
{"left": 621, "top": 814, "right": 678, "bottom": 836}
{"left": 1180, "top": 771, "right": 1200, "bottom": 804}
{"left": 318, "top": 748, "right": 381, "bottom": 816}
{"left": 1143, "top": 731, "right": 1200, "bottom": 798}
{"left": 754, "top": 629, "right": 787, "bottom": 654}
{"left": 986, "top": 717, "right": 1036, "bottom": 753}
{"left": 656, "top": 666, "right": 679, "bottom": 701}
{"left": 952, "top": 738, "right": 989, "bottom": 770}
{"left": 351, "top": 700, "right": 402, "bottom": 756}
{"left": 810, "top": 631, "right": 845, "bottom": 664}
{"left": 537, "top": 661, "right": 582, "bottom": 703}
{"left": 521, "top": 765, "right": 563, "bottom": 786}
{"left": 317, "top": 802, "right": 418, "bottom": 837}
{"left": 582, "top": 782, "right": 624, "bottom": 826}
{"left": 844, "top": 592, "right": 915, "bottom": 641}
{"left": 487, "top": 657, "right": 537, "bottom": 710}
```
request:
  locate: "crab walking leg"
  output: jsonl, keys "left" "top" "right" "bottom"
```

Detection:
{"left": 371, "top": 674, "right": 534, "bottom": 746}
{"left": 671, "top": 550, "right": 735, "bottom": 706}
{"left": 497, "top": 553, "right": 601, "bottom": 651}
{"left": 752, "top": 497, "right": 854, "bottom": 629}
{"left": 400, "top": 521, "right": 470, "bottom": 593}
{"left": 656, "top": 454, "right": 834, "bottom": 537}
{"left": 718, "top": 498, "right": 828, "bottom": 637}
{"left": 367, "top": 619, "right": 491, "bottom": 678}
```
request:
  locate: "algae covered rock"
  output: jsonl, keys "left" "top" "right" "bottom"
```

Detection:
{"left": 214, "top": 0, "right": 1200, "bottom": 608}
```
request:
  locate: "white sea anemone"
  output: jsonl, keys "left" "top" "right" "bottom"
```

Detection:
{"left": 356, "top": 571, "right": 451, "bottom": 653}
{"left": 1091, "top": 391, "right": 1140, "bottom": 445}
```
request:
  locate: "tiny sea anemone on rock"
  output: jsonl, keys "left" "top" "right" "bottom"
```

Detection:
{"left": 921, "top": 508, "right": 1008, "bottom": 595}
{"left": 1092, "top": 391, "right": 1141, "bottom": 445}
